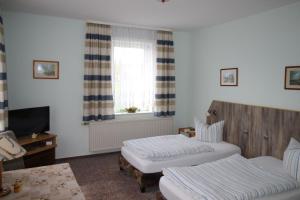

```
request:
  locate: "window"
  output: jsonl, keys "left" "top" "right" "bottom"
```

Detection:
{"left": 111, "top": 27, "right": 156, "bottom": 113}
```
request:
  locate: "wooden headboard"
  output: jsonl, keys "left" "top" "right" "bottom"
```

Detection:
{"left": 207, "top": 100, "right": 300, "bottom": 159}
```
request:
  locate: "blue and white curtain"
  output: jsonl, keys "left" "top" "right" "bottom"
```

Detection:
{"left": 154, "top": 31, "right": 175, "bottom": 117}
{"left": 0, "top": 16, "right": 8, "bottom": 131}
{"left": 83, "top": 23, "right": 115, "bottom": 122}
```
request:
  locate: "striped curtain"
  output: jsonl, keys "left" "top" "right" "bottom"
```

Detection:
{"left": 0, "top": 16, "right": 8, "bottom": 131}
{"left": 154, "top": 31, "right": 175, "bottom": 117}
{"left": 83, "top": 23, "right": 115, "bottom": 122}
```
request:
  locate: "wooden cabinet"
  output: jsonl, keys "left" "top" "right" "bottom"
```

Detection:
{"left": 17, "top": 133, "right": 57, "bottom": 168}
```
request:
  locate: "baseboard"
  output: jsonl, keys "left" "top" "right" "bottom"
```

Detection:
{"left": 56, "top": 150, "right": 120, "bottom": 163}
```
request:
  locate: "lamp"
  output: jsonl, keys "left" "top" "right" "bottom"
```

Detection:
{"left": 0, "top": 132, "right": 26, "bottom": 197}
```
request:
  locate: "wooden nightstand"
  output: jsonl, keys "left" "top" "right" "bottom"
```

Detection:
{"left": 178, "top": 127, "right": 195, "bottom": 137}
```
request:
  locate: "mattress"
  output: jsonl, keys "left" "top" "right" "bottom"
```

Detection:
{"left": 159, "top": 156, "right": 300, "bottom": 200}
{"left": 121, "top": 140, "right": 240, "bottom": 173}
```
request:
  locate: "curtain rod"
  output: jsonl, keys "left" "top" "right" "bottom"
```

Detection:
{"left": 86, "top": 19, "right": 173, "bottom": 32}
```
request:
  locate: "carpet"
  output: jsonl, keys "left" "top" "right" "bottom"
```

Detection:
{"left": 57, "top": 152, "right": 158, "bottom": 200}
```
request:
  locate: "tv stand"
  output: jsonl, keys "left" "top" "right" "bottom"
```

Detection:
{"left": 17, "top": 133, "right": 57, "bottom": 168}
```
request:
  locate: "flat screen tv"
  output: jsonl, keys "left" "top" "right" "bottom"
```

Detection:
{"left": 8, "top": 106, "right": 50, "bottom": 138}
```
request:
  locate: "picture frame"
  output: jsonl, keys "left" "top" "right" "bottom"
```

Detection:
{"left": 220, "top": 68, "right": 238, "bottom": 86}
{"left": 33, "top": 60, "right": 59, "bottom": 79}
{"left": 285, "top": 66, "right": 300, "bottom": 90}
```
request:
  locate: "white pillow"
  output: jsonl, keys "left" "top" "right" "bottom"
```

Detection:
{"left": 194, "top": 118, "right": 224, "bottom": 143}
{"left": 283, "top": 137, "right": 300, "bottom": 181}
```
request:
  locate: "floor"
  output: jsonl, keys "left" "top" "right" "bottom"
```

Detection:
{"left": 57, "top": 152, "right": 158, "bottom": 200}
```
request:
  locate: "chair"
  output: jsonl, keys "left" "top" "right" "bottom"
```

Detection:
{"left": 2, "top": 131, "right": 25, "bottom": 171}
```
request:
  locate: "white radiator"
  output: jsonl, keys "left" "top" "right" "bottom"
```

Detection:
{"left": 89, "top": 117, "right": 174, "bottom": 152}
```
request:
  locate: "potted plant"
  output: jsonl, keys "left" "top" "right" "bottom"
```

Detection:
{"left": 124, "top": 107, "right": 139, "bottom": 113}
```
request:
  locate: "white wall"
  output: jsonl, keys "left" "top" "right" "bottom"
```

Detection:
{"left": 3, "top": 12, "right": 89, "bottom": 159}
{"left": 2, "top": 11, "right": 192, "bottom": 158}
{"left": 173, "top": 32, "right": 192, "bottom": 128}
{"left": 190, "top": 2, "right": 300, "bottom": 124}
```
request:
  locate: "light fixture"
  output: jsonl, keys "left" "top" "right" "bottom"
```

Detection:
{"left": 159, "top": 0, "right": 171, "bottom": 3}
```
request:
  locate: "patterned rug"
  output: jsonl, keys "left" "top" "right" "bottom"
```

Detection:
{"left": 57, "top": 152, "right": 157, "bottom": 200}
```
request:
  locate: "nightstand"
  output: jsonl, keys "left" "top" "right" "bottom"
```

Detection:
{"left": 178, "top": 127, "right": 196, "bottom": 137}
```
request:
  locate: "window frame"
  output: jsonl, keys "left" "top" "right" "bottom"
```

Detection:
{"left": 111, "top": 39, "right": 156, "bottom": 114}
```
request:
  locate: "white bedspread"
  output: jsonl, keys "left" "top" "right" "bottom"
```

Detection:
{"left": 123, "top": 134, "right": 214, "bottom": 161}
{"left": 163, "top": 154, "right": 299, "bottom": 200}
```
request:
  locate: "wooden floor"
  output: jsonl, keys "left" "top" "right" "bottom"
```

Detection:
{"left": 57, "top": 152, "right": 158, "bottom": 200}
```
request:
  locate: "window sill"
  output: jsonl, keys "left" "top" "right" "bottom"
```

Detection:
{"left": 115, "top": 111, "right": 153, "bottom": 116}
{"left": 86, "top": 112, "right": 173, "bottom": 125}
{"left": 115, "top": 112, "right": 154, "bottom": 121}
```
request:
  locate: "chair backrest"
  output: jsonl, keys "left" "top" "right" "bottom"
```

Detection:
{"left": 1, "top": 130, "right": 25, "bottom": 171}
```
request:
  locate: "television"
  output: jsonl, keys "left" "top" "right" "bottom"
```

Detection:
{"left": 8, "top": 106, "right": 50, "bottom": 138}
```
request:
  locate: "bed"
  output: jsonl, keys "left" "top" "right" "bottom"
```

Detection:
{"left": 157, "top": 101, "right": 300, "bottom": 199}
{"left": 121, "top": 100, "right": 300, "bottom": 193}
{"left": 159, "top": 156, "right": 300, "bottom": 200}
{"left": 121, "top": 140, "right": 240, "bottom": 174}
{"left": 119, "top": 136, "right": 240, "bottom": 192}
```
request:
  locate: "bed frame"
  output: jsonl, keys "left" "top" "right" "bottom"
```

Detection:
{"left": 207, "top": 100, "right": 300, "bottom": 159}
{"left": 119, "top": 154, "right": 162, "bottom": 192}
{"left": 120, "top": 100, "right": 300, "bottom": 194}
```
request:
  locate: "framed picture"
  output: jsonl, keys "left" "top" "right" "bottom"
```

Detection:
{"left": 285, "top": 66, "right": 300, "bottom": 90}
{"left": 33, "top": 60, "right": 59, "bottom": 79}
{"left": 220, "top": 68, "right": 238, "bottom": 86}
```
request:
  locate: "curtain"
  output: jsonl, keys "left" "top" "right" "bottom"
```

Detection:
{"left": 111, "top": 26, "right": 156, "bottom": 112}
{"left": 83, "top": 23, "right": 115, "bottom": 122}
{"left": 154, "top": 31, "right": 175, "bottom": 117}
{"left": 0, "top": 16, "right": 8, "bottom": 131}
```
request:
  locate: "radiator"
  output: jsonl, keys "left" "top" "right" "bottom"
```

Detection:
{"left": 89, "top": 117, "right": 174, "bottom": 152}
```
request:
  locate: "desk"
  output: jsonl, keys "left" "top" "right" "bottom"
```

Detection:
{"left": 2, "top": 163, "right": 85, "bottom": 200}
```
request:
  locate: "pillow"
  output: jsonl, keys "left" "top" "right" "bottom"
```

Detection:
{"left": 194, "top": 118, "right": 224, "bottom": 143}
{"left": 283, "top": 137, "right": 300, "bottom": 181}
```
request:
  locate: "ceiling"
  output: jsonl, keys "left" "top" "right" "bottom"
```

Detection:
{"left": 1, "top": 0, "right": 300, "bottom": 30}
